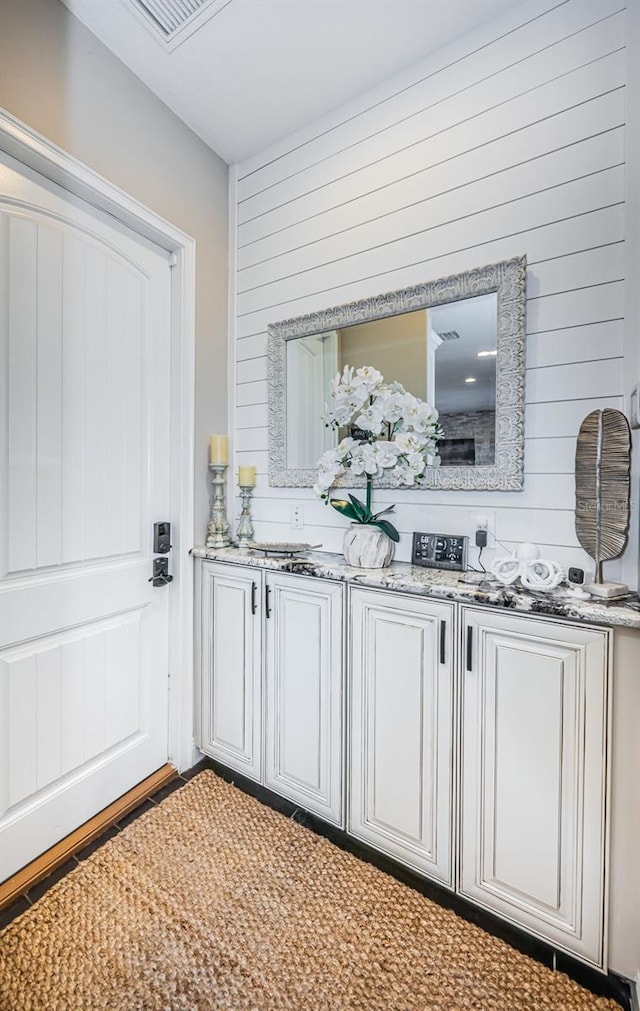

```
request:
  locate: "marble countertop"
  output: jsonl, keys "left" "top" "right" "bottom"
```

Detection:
{"left": 192, "top": 546, "right": 640, "bottom": 630}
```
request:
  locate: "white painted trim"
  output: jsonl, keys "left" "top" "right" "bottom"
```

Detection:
{"left": 166, "top": 235, "right": 197, "bottom": 773}
{"left": 0, "top": 107, "right": 197, "bottom": 772}
{"left": 0, "top": 110, "right": 194, "bottom": 252}
{"left": 622, "top": 0, "right": 640, "bottom": 591}
{"left": 227, "top": 163, "right": 240, "bottom": 538}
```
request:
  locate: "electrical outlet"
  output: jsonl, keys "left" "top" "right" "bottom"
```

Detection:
{"left": 292, "top": 504, "right": 304, "bottom": 530}
{"left": 469, "top": 510, "right": 496, "bottom": 547}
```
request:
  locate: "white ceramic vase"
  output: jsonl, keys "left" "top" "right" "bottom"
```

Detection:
{"left": 343, "top": 523, "right": 395, "bottom": 568}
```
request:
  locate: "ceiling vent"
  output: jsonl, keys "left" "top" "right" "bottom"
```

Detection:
{"left": 435, "top": 330, "right": 461, "bottom": 342}
{"left": 130, "top": 0, "right": 232, "bottom": 51}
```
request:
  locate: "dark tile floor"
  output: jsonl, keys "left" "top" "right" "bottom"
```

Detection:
{"left": 0, "top": 763, "right": 202, "bottom": 931}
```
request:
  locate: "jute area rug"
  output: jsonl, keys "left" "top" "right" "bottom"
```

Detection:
{"left": 0, "top": 771, "right": 620, "bottom": 1011}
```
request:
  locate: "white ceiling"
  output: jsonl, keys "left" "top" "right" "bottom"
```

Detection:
{"left": 63, "top": 0, "right": 519, "bottom": 165}
{"left": 431, "top": 295, "right": 497, "bottom": 413}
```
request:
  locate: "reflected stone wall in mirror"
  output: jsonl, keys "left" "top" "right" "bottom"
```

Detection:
{"left": 269, "top": 256, "right": 526, "bottom": 491}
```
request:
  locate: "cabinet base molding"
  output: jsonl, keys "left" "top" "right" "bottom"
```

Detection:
{"left": 201, "top": 754, "right": 633, "bottom": 1011}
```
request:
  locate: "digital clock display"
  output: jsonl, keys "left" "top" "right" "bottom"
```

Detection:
{"left": 411, "top": 532, "right": 469, "bottom": 571}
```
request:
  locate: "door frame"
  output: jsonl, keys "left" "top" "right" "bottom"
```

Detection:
{"left": 0, "top": 108, "right": 197, "bottom": 772}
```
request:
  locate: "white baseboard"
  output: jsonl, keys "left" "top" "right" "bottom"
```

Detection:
{"left": 187, "top": 743, "right": 204, "bottom": 772}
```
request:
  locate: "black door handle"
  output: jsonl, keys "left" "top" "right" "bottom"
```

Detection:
{"left": 251, "top": 581, "right": 257, "bottom": 615}
{"left": 265, "top": 583, "right": 272, "bottom": 619}
{"left": 466, "top": 625, "right": 473, "bottom": 672}
{"left": 439, "top": 620, "right": 446, "bottom": 665}
{"left": 149, "top": 557, "right": 173, "bottom": 586}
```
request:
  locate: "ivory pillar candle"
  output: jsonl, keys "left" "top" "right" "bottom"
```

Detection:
{"left": 238, "top": 465, "right": 256, "bottom": 487}
{"left": 209, "top": 434, "right": 228, "bottom": 465}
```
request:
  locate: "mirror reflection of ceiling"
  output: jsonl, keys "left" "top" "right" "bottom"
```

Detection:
{"left": 333, "top": 292, "right": 498, "bottom": 414}
{"left": 430, "top": 294, "right": 497, "bottom": 414}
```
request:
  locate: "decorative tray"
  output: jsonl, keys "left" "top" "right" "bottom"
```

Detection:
{"left": 245, "top": 541, "right": 320, "bottom": 557}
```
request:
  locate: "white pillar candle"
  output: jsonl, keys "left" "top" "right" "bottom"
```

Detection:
{"left": 209, "top": 434, "right": 228, "bottom": 465}
{"left": 238, "top": 465, "right": 256, "bottom": 487}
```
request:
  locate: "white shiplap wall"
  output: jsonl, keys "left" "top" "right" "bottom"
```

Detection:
{"left": 230, "top": 0, "right": 636, "bottom": 585}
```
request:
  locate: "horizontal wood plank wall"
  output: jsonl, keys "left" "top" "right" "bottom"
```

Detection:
{"left": 230, "top": 0, "right": 630, "bottom": 581}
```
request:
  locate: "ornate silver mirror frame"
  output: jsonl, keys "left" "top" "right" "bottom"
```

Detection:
{"left": 267, "top": 255, "right": 526, "bottom": 491}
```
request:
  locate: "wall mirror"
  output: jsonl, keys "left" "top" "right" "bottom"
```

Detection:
{"left": 267, "top": 256, "right": 526, "bottom": 491}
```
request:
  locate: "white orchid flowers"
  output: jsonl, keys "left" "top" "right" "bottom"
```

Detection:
{"left": 314, "top": 365, "right": 442, "bottom": 502}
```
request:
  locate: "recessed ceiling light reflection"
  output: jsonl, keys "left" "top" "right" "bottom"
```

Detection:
{"left": 477, "top": 350, "right": 497, "bottom": 357}
{"left": 464, "top": 377, "right": 477, "bottom": 383}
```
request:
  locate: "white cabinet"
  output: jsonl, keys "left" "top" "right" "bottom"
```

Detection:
{"left": 196, "top": 560, "right": 612, "bottom": 969}
{"left": 349, "top": 588, "right": 455, "bottom": 886}
{"left": 265, "top": 573, "right": 344, "bottom": 825}
{"left": 197, "top": 561, "right": 344, "bottom": 823}
{"left": 198, "top": 562, "right": 262, "bottom": 781}
{"left": 460, "top": 607, "right": 609, "bottom": 968}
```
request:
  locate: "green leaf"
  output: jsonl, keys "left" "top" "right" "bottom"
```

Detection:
{"left": 372, "top": 505, "right": 396, "bottom": 520}
{"left": 348, "top": 494, "right": 370, "bottom": 522}
{"left": 374, "top": 518, "right": 400, "bottom": 542}
{"left": 329, "top": 499, "right": 359, "bottom": 521}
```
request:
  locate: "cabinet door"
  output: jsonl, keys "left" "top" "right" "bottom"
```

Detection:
{"left": 265, "top": 573, "right": 344, "bottom": 825}
{"left": 460, "top": 607, "right": 609, "bottom": 968}
{"left": 199, "top": 562, "right": 262, "bottom": 781}
{"left": 349, "top": 588, "right": 455, "bottom": 886}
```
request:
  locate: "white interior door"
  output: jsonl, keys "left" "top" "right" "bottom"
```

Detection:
{"left": 286, "top": 332, "right": 337, "bottom": 468}
{"left": 0, "top": 152, "right": 173, "bottom": 881}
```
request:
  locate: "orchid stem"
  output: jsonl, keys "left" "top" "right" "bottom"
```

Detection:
{"left": 366, "top": 474, "right": 372, "bottom": 516}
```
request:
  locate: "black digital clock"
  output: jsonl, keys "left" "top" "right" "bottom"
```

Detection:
{"left": 411, "top": 532, "right": 469, "bottom": 571}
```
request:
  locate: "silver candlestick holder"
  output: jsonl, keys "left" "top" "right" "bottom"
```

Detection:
{"left": 206, "top": 463, "right": 231, "bottom": 548}
{"left": 236, "top": 485, "right": 255, "bottom": 547}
